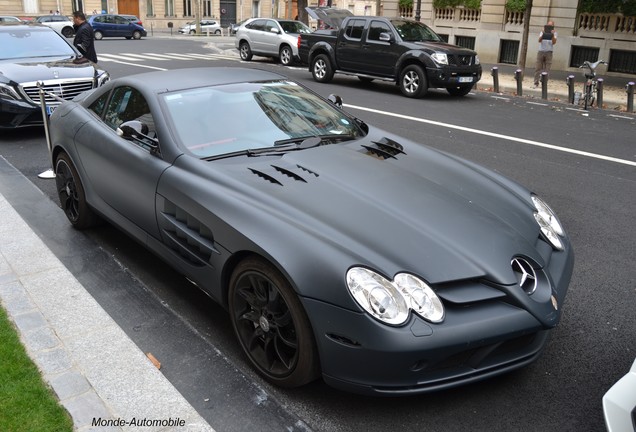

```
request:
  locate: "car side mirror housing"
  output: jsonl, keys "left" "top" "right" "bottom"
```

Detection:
{"left": 327, "top": 94, "right": 343, "bottom": 108}
{"left": 379, "top": 32, "right": 393, "bottom": 42}
{"left": 270, "top": 27, "right": 280, "bottom": 34}
{"left": 117, "top": 120, "right": 148, "bottom": 137}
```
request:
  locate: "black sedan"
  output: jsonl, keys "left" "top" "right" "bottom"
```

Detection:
{"left": 47, "top": 67, "right": 574, "bottom": 396}
{"left": 0, "top": 23, "right": 109, "bottom": 128}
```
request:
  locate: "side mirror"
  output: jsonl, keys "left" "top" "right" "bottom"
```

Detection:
{"left": 117, "top": 120, "right": 148, "bottom": 138}
{"left": 379, "top": 32, "right": 393, "bottom": 42}
{"left": 327, "top": 94, "right": 343, "bottom": 108}
{"left": 270, "top": 27, "right": 280, "bottom": 34}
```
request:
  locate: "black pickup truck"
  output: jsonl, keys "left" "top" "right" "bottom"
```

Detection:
{"left": 298, "top": 8, "right": 482, "bottom": 98}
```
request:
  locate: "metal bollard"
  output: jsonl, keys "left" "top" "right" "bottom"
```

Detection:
{"left": 627, "top": 82, "right": 635, "bottom": 113}
{"left": 596, "top": 78, "right": 604, "bottom": 109}
{"left": 515, "top": 69, "right": 523, "bottom": 96}
{"left": 566, "top": 75, "right": 575, "bottom": 104}
{"left": 491, "top": 67, "right": 499, "bottom": 93}
{"left": 540, "top": 72, "right": 548, "bottom": 100}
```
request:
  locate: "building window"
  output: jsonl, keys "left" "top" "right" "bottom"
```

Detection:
{"left": 147, "top": 0, "right": 154, "bottom": 16}
{"left": 165, "top": 0, "right": 175, "bottom": 17}
{"left": 499, "top": 39, "right": 519, "bottom": 64}
{"left": 203, "top": 0, "right": 211, "bottom": 17}
{"left": 455, "top": 36, "right": 475, "bottom": 50}
{"left": 569, "top": 46, "right": 599, "bottom": 68}
{"left": 608, "top": 49, "right": 636, "bottom": 74}
{"left": 183, "top": 0, "right": 193, "bottom": 16}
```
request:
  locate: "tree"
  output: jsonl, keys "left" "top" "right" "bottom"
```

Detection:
{"left": 518, "top": 0, "right": 533, "bottom": 73}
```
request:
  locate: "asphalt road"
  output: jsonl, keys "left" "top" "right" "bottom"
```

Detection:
{"left": 1, "top": 35, "right": 635, "bottom": 432}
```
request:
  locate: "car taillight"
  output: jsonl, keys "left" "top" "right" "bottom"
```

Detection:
{"left": 297, "top": 35, "right": 301, "bottom": 49}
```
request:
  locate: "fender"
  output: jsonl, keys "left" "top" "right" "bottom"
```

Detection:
{"left": 308, "top": 41, "right": 337, "bottom": 71}
{"left": 394, "top": 49, "right": 436, "bottom": 80}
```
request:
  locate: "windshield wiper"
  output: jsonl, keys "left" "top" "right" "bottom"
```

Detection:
{"left": 202, "top": 137, "right": 323, "bottom": 161}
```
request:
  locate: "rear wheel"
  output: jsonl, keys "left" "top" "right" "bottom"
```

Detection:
{"left": 229, "top": 256, "right": 320, "bottom": 388}
{"left": 311, "top": 54, "right": 334, "bottom": 83}
{"left": 399, "top": 64, "right": 427, "bottom": 98}
{"left": 61, "top": 27, "right": 74, "bottom": 38}
{"left": 215, "top": 29, "right": 221, "bottom": 35}
{"left": 132, "top": 30, "right": 142, "bottom": 40}
{"left": 279, "top": 45, "right": 293, "bottom": 66}
{"left": 94, "top": 31, "right": 103, "bottom": 40}
{"left": 55, "top": 152, "right": 99, "bottom": 229}
{"left": 446, "top": 85, "right": 473, "bottom": 97}
{"left": 239, "top": 41, "right": 253, "bottom": 61}
{"left": 190, "top": 29, "right": 196, "bottom": 35}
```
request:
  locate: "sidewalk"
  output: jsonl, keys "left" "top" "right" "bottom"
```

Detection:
{"left": 0, "top": 160, "right": 214, "bottom": 431}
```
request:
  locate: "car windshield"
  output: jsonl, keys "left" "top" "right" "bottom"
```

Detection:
{"left": 0, "top": 28, "right": 74, "bottom": 59}
{"left": 162, "top": 80, "right": 363, "bottom": 158}
{"left": 279, "top": 21, "right": 311, "bottom": 34}
{"left": 391, "top": 20, "right": 443, "bottom": 42}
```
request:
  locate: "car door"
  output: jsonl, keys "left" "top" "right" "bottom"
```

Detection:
{"left": 112, "top": 15, "right": 130, "bottom": 37}
{"left": 73, "top": 85, "right": 167, "bottom": 238}
{"left": 244, "top": 19, "right": 267, "bottom": 52}
{"left": 360, "top": 20, "right": 401, "bottom": 77}
{"left": 337, "top": 19, "right": 367, "bottom": 72}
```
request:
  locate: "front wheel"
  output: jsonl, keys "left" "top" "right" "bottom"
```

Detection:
{"left": 55, "top": 152, "right": 99, "bottom": 229}
{"left": 399, "top": 64, "right": 427, "bottom": 98}
{"left": 279, "top": 45, "right": 293, "bottom": 66}
{"left": 132, "top": 31, "right": 142, "bottom": 40}
{"left": 446, "top": 85, "right": 473, "bottom": 97}
{"left": 239, "top": 41, "right": 253, "bottom": 61}
{"left": 61, "top": 27, "right": 74, "bottom": 38}
{"left": 94, "top": 31, "right": 103, "bottom": 40}
{"left": 215, "top": 29, "right": 221, "bottom": 35}
{"left": 311, "top": 54, "right": 334, "bottom": 83}
{"left": 229, "top": 256, "right": 320, "bottom": 388}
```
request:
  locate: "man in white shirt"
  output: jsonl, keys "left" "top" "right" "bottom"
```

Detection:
{"left": 533, "top": 20, "right": 557, "bottom": 87}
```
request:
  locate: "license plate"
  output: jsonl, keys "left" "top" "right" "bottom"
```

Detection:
{"left": 46, "top": 105, "right": 56, "bottom": 116}
{"left": 458, "top": 77, "right": 473, "bottom": 83}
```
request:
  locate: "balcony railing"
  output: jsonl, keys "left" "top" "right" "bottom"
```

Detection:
{"left": 434, "top": 7, "right": 481, "bottom": 27}
{"left": 578, "top": 13, "right": 636, "bottom": 39}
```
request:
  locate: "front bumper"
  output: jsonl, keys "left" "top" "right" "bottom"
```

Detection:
{"left": 426, "top": 65, "right": 483, "bottom": 89}
{"left": 302, "top": 239, "right": 573, "bottom": 396}
{"left": 0, "top": 98, "right": 42, "bottom": 128}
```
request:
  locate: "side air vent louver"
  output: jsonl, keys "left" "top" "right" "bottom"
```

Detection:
{"left": 248, "top": 164, "right": 316, "bottom": 186}
{"left": 249, "top": 168, "right": 283, "bottom": 186}
{"left": 272, "top": 165, "right": 307, "bottom": 183}
{"left": 361, "top": 137, "right": 406, "bottom": 160}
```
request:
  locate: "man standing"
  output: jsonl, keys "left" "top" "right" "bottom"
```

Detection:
{"left": 72, "top": 11, "right": 97, "bottom": 63}
{"left": 533, "top": 20, "right": 557, "bottom": 87}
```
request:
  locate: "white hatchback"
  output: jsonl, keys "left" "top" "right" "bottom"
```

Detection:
{"left": 179, "top": 20, "right": 221, "bottom": 35}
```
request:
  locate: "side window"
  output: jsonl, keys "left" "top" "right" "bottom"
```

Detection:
{"left": 367, "top": 21, "right": 392, "bottom": 42}
{"left": 114, "top": 16, "right": 127, "bottom": 24}
{"left": 247, "top": 19, "right": 265, "bottom": 31}
{"left": 104, "top": 86, "right": 156, "bottom": 139}
{"left": 88, "top": 91, "right": 110, "bottom": 118}
{"left": 265, "top": 20, "right": 277, "bottom": 32}
{"left": 344, "top": 19, "right": 365, "bottom": 40}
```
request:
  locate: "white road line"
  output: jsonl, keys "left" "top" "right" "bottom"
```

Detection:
{"left": 96, "top": 57, "right": 167, "bottom": 71}
{"left": 345, "top": 104, "right": 636, "bottom": 167}
{"left": 117, "top": 53, "right": 170, "bottom": 61}
{"left": 150, "top": 53, "right": 198, "bottom": 60}
{"left": 98, "top": 53, "right": 148, "bottom": 62}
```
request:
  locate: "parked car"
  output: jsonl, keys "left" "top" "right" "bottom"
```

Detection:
{"left": 88, "top": 14, "right": 147, "bottom": 40}
{"left": 603, "top": 357, "right": 636, "bottom": 432}
{"left": 178, "top": 20, "right": 221, "bottom": 35}
{"left": 46, "top": 66, "right": 574, "bottom": 395}
{"left": 0, "top": 23, "right": 109, "bottom": 128}
{"left": 235, "top": 18, "right": 312, "bottom": 66}
{"left": 299, "top": 7, "right": 482, "bottom": 98}
{"left": 34, "top": 14, "right": 74, "bottom": 37}
{"left": 0, "top": 16, "right": 23, "bottom": 23}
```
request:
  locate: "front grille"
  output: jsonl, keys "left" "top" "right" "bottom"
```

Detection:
{"left": 449, "top": 55, "right": 475, "bottom": 66}
{"left": 21, "top": 79, "right": 95, "bottom": 105}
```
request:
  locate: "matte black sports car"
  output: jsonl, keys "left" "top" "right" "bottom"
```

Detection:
{"left": 0, "top": 23, "right": 109, "bottom": 128}
{"left": 47, "top": 67, "right": 574, "bottom": 396}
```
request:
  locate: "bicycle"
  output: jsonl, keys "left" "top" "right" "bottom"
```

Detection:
{"left": 578, "top": 60, "right": 607, "bottom": 110}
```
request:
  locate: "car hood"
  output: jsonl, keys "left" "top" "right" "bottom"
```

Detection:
{"left": 305, "top": 6, "right": 353, "bottom": 30}
{"left": 0, "top": 55, "right": 98, "bottom": 83}
{"left": 208, "top": 133, "right": 543, "bottom": 287}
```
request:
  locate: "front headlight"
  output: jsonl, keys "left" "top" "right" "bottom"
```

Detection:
{"left": 0, "top": 82, "right": 22, "bottom": 101}
{"left": 475, "top": 54, "right": 480, "bottom": 65}
{"left": 532, "top": 195, "right": 565, "bottom": 250}
{"left": 96, "top": 71, "right": 110, "bottom": 87}
{"left": 431, "top": 52, "right": 449, "bottom": 65}
{"left": 346, "top": 267, "right": 444, "bottom": 325}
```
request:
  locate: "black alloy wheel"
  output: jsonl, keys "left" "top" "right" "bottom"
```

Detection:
{"left": 55, "top": 152, "right": 98, "bottom": 229}
{"left": 229, "top": 256, "right": 319, "bottom": 387}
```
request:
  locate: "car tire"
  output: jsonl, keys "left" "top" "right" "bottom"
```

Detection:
{"left": 229, "top": 256, "right": 320, "bottom": 388}
{"left": 190, "top": 29, "right": 196, "bottom": 35}
{"left": 446, "top": 85, "right": 473, "bottom": 97}
{"left": 399, "top": 64, "right": 428, "bottom": 98}
{"left": 61, "top": 27, "right": 74, "bottom": 38}
{"left": 215, "top": 29, "right": 221, "bottom": 35}
{"left": 239, "top": 41, "right": 253, "bottom": 61}
{"left": 55, "top": 152, "right": 99, "bottom": 229}
{"left": 94, "top": 31, "right": 103, "bottom": 40}
{"left": 279, "top": 45, "right": 293, "bottom": 66}
{"left": 132, "top": 31, "right": 142, "bottom": 40}
{"left": 311, "top": 54, "right": 334, "bottom": 83}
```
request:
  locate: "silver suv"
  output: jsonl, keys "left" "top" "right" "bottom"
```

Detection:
{"left": 235, "top": 18, "right": 311, "bottom": 66}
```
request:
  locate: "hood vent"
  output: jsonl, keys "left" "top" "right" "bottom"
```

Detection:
{"left": 362, "top": 137, "right": 406, "bottom": 160}
{"left": 248, "top": 164, "right": 317, "bottom": 186}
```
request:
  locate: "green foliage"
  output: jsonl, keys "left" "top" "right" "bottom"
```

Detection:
{"left": 579, "top": 0, "right": 636, "bottom": 15}
{"left": 433, "top": 0, "right": 482, "bottom": 9}
{"left": 0, "top": 307, "right": 73, "bottom": 432}
{"left": 505, "top": 0, "right": 526, "bottom": 13}
{"left": 399, "top": 0, "right": 413, "bottom": 9}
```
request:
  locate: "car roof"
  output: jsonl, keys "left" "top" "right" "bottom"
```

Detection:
{"left": 0, "top": 22, "right": 53, "bottom": 31}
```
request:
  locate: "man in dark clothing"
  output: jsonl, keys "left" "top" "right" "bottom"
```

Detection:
{"left": 72, "top": 11, "right": 97, "bottom": 63}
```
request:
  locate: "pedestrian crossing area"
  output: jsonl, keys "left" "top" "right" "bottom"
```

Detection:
{"left": 98, "top": 52, "right": 239, "bottom": 63}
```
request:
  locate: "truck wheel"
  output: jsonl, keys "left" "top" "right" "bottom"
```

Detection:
{"left": 447, "top": 85, "right": 473, "bottom": 97}
{"left": 239, "top": 41, "right": 253, "bottom": 61}
{"left": 399, "top": 65, "right": 427, "bottom": 98}
{"left": 312, "top": 54, "right": 334, "bottom": 83}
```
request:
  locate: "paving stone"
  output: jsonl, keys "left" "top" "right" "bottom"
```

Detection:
{"left": 48, "top": 370, "right": 92, "bottom": 401}
{"left": 62, "top": 391, "right": 115, "bottom": 430}
{"left": 12, "top": 309, "right": 48, "bottom": 333}
{"left": 22, "top": 326, "right": 60, "bottom": 351}
{"left": 32, "top": 346, "right": 73, "bottom": 375}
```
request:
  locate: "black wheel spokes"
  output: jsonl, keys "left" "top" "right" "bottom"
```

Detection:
{"left": 234, "top": 272, "right": 299, "bottom": 377}
{"left": 56, "top": 163, "right": 80, "bottom": 221}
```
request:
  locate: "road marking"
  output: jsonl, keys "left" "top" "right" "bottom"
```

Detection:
{"left": 527, "top": 101, "right": 549, "bottom": 106}
{"left": 97, "top": 56, "right": 167, "bottom": 70}
{"left": 346, "top": 104, "right": 636, "bottom": 167}
{"left": 99, "top": 53, "right": 149, "bottom": 62}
